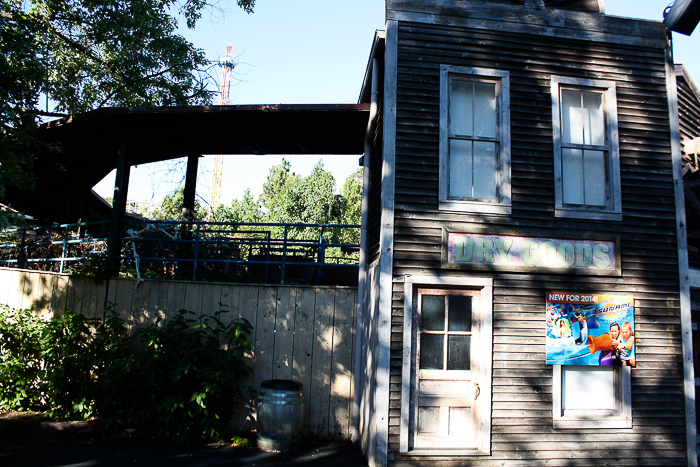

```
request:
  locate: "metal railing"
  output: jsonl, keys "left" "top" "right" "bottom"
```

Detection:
{"left": 0, "top": 220, "right": 360, "bottom": 285}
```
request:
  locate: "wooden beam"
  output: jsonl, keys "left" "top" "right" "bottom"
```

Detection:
{"left": 107, "top": 136, "right": 130, "bottom": 277}
{"left": 182, "top": 154, "right": 199, "bottom": 221}
{"left": 666, "top": 32, "right": 698, "bottom": 467}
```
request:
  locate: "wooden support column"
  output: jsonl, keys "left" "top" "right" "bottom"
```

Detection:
{"left": 182, "top": 154, "right": 199, "bottom": 221}
{"left": 106, "top": 136, "right": 131, "bottom": 277}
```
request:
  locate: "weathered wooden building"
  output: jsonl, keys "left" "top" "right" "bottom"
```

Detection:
{"left": 354, "top": 1, "right": 697, "bottom": 466}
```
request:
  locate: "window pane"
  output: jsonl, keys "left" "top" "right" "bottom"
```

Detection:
{"left": 583, "top": 92, "right": 605, "bottom": 146}
{"left": 448, "top": 295, "right": 472, "bottom": 332}
{"left": 474, "top": 82, "right": 497, "bottom": 138}
{"left": 450, "top": 80, "right": 473, "bottom": 136}
{"left": 420, "top": 334, "right": 444, "bottom": 369}
{"left": 421, "top": 295, "right": 445, "bottom": 331}
{"left": 562, "top": 90, "right": 583, "bottom": 145}
{"left": 583, "top": 150, "right": 606, "bottom": 206}
{"left": 562, "top": 148, "right": 584, "bottom": 205}
{"left": 473, "top": 141, "right": 497, "bottom": 200}
{"left": 447, "top": 335, "right": 471, "bottom": 370}
{"left": 449, "top": 139, "right": 473, "bottom": 198}
{"left": 562, "top": 366, "right": 614, "bottom": 410}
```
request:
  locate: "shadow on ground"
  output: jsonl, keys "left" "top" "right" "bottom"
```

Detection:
{"left": 0, "top": 412, "right": 368, "bottom": 466}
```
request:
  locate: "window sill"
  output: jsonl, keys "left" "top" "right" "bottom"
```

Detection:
{"left": 555, "top": 208, "right": 622, "bottom": 221}
{"left": 439, "top": 201, "right": 512, "bottom": 215}
{"left": 553, "top": 416, "right": 632, "bottom": 430}
{"left": 401, "top": 448, "right": 490, "bottom": 457}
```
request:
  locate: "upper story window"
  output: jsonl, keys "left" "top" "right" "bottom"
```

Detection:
{"left": 551, "top": 76, "right": 622, "bottom": 220}
{"left": 440, "top": 66, "right": 511, "bottom": 214}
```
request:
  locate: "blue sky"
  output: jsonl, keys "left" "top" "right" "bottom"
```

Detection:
{"left": 93, "top": 1, "right": 698, "bottom": 210}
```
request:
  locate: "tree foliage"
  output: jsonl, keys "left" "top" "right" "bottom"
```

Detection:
{"left": 150, "top": 186, "right": 205, "bottom": 221}
{"left": 210, "top": 159, "right": 362, "bottom": 245}
{"left": 0, "top": 0, "right": 255, "bottom": 219}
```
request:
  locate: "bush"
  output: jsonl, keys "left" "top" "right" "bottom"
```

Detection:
{"left": 0, "top": 305, "right": 253, "bottom": 442}
{"left": 0, "top": 307, "right": 46, "bottom": 411}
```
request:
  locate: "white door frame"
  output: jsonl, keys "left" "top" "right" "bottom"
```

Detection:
{"left": 400, "top": 275, "right": 493, "bottom": 455}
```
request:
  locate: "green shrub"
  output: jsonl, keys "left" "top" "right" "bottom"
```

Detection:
{"left": 0, "top": 305, "right": 252, "bottom": 442}
{"left": 0, "top": 306, "right": 46, "bottom": 411}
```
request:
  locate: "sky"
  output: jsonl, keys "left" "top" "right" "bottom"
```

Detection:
{"left": 92, "top": 0, "right": 698, "bottom": 211}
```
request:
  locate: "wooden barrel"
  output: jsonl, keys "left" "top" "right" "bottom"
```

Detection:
{"left": 257, "top": 379, "right": 305, "bottom": 452}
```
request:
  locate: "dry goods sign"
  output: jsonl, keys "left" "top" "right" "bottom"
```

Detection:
{"left": 443, "top": 231, "right": 620, "bottom": 275}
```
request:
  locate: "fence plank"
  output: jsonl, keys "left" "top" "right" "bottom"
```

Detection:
{"left": 64, "top": 276, "right": 78, "bottom": 314}
{"left": 329, "top": 288, "right": 355, "bottom": 438}
{"left": 94, "top": 280, "right": 107, "bottom": 320}
{"left": 200, "top": 283, "right": 222, "bottom": 319}
{"left": 236, "top": 285, "right": 260, "bottom": 430}
{"left": 148, "top": 280, "right": 168, "bottom": 327}
{"left": 113, "top": 279, "right": 136, "bottom": 331}
{"left": 11, "top": 270, "right": 25, "bottom": 311}
{"left": 54, "top": 274, "right": 71, "bottom": 315}
{"left": 218, "top": 284, "right": 240, "bottom": 331}
{"left": 164, "top": 280, "right": 186, "bottom": 327}
{"left": 27, "top": 272, "right": 49, "bottom": 317}
{"left": 272, "top": 287, "right": 296, "bottom": 380}
{"left": 182, "top": 282, "right": 202, "bottom": 324}
{"left": 254, "top": 287, "right": 277, "bottom": 396}
{"left": 131, "top": 281, "right": 153, "bottom": 329}
{"left": 292, "top": 286, "right": 316, "bottom": 434}
{"left": 309, "top": 288, "right": 335, "bottom": 438}
{"left": 0, "top": 269, "right": 10, "bottom": 306}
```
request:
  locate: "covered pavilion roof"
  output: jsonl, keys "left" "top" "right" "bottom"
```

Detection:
{"left": 9, "top": 103, "right": 369, "bottom": 223}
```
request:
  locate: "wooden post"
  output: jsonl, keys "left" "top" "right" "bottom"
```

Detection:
{"left": 182, "top": 154, "right": 199, "bottom": 221}
{"left": 106, "top": 136, "right": 130, "bottom": 277}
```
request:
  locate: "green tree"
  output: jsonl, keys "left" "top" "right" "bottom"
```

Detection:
{"left": 338, "top": 168, "right": 363, "bottom": 244}
{"left": 151, "top": 186, "right": 204, "bottom": 221}
{"left": 0, "top": 0, "right": 255, "bottom": 220}
{"left": 210, "top": 188, "right": 262, "bottom": 225}
{"left": 340, "top": 168, "right": 363, "bottom": 226}
{"left": 0, "top": 1, "right": 45, "bottom": 223}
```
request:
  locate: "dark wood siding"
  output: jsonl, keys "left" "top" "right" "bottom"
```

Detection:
{"left": 389, "top": 20, "right": 687, "bottom": 465}
{"left": 368, "top": 105, "right": 384, "bottom": 265}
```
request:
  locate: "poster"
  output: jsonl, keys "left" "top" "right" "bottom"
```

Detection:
{"left": 546, "top": 292, "right": 635, "bottom": 367}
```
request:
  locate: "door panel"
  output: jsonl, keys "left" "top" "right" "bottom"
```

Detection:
{"left": 411, "top": 288, "right": 482, "bottom": 450}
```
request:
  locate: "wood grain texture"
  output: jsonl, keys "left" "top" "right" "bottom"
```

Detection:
{"left": 0, "top": 269, "right": 358, "bottom": 440}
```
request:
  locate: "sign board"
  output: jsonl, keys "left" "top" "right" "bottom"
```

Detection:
{"left": 444, "top": 231, "right": 620, "bottom": 276}
{"left": 545, "top": 292, "right": 635, "bottom": 367}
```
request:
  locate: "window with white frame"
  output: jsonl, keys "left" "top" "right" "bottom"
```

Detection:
{"left": 440, "top": 66, "right": 511, "bottom": 214}
{"left": 553, "top": 365, "right": 631, "bottom": 429}
{"left": 551, "top": 76, "right": 622, "bottom": 220}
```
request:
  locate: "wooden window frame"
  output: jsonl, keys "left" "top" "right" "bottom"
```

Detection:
{"left": 400, "top": 275, "right": 493, "bottom": 456}
{"left": 552, "top": 365, "right": 632, "bottom": 429}
{"left": 551, "top": 76, "right": 622, "bottom": 221}
{"left": 439, "top": 65, "right": 511, "bottom": 214}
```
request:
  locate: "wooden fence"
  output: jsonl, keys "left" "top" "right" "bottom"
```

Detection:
{"left": 0, "top": 267, "right": 358, "bottom": 439}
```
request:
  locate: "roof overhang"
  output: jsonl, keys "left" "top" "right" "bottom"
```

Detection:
{"left": 8, "top": 104, "right": 369, "bottom": 223}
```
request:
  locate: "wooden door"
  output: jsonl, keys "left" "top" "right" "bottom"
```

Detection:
{"left": 411, "top": 288, "right": 483, "bottom": 450}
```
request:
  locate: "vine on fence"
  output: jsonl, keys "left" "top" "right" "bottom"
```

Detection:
{"left": 0, "top": 305, "right": 253, "bottom": 442}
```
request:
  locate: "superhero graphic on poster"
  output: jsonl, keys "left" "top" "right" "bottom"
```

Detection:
{"left": 546, "top": 292, "right": 635, "bottom": 367}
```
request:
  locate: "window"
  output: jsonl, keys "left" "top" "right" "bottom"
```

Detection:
{"left": 553, "top": 365, "right": 631, "bottom": 429}
{"left": 552, "top": 76, "right": 621, "bottom": 220}
{"left": 440, "top": 66, "right": 511, "bottom": 214}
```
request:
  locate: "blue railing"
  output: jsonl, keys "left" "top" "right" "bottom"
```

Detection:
{"left": 0, "top": 220, "right": 360, "bottom": 285}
